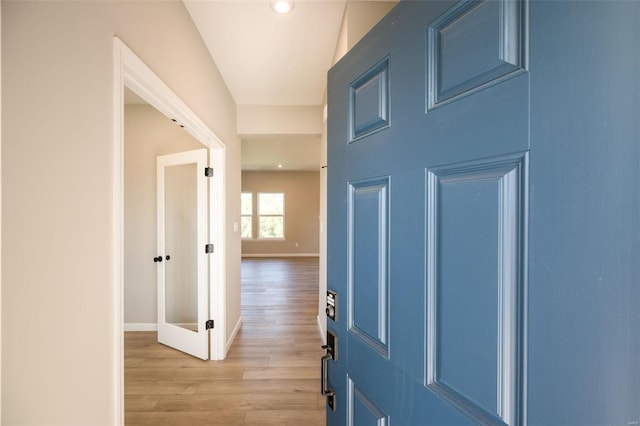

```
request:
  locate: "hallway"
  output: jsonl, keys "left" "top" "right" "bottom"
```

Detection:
{"left": 124, "top": 257, "right": 325, "bottom": 425}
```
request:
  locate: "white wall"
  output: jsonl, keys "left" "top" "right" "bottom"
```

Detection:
{"left": 124, "top": 104, "right": 203, "bottom": 326}
{"left": 2, "top": 2, "right": 241, "bottom": 424}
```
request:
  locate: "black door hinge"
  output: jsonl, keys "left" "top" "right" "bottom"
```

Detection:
{"left": 206, "top": 320, "right": 214, "bottom": 330}
{"left": 204, "top": 167, "right": 214, "bottom": 177}
{"left": 205, "top": 243, "right": 214, "bottom": 254}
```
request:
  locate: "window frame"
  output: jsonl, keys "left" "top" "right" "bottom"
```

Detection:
{"left": 241, "top": 192, "right": 253, "bottom": 240}
{"left": 257, "top": 192, "right": 285, "bottom": 240}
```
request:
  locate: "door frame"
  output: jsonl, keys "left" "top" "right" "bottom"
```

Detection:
{"left": 112, "top": 37, "right": 227, "bottom": 423}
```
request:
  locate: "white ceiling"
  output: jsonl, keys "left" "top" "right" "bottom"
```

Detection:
{"left": 242, "top": 136, "right": 321, "bottom": 171}
{"left": 184, "top": 0, "right": 347, "bottom": 106}
{"left": 129, "top": 1, "right": 392, "bottom": 171}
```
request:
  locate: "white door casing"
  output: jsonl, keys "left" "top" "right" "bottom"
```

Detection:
{"left": 113, "top": 36, "right": 227, "bottom": 424}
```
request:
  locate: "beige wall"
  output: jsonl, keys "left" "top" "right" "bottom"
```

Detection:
{"left": 124, "top": 104, "right": 203, "bottom": 326}
{"left": 333, "top": 7, "right": 349, "bottom": 65}
{"left": 346, "top": 2, "right": 398, "bottom": 50}
{"left": 2, "top": 2, "right": 241, "bottom": 424}
{"left": 237, "top": 105, "right": 323, "bottom": 136}
{"left": 332, "top": 1, "right": 397, "bottom": 64}
{"left": 242, "top": 171, "right": 320, "bottom": 256}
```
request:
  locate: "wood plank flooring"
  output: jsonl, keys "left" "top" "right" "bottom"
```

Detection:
{"left": 125, "top": 257, "right": 326, "bottom": 426}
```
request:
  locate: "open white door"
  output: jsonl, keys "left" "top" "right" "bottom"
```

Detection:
{"left": 156, "top": 148, "right": 209, "bottom": 360}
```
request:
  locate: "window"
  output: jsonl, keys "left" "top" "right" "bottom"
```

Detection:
{"left": 258, "top": 193, "right": 284, "bottom": 239}
{"left": 241, "top": 192, "right": 253, "bottom": 239}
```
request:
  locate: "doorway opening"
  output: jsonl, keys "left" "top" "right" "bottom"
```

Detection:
{"left": 113, "top": 37, "right": 227, "bottom": 421}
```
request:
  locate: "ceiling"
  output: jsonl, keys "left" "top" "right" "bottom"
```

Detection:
{"left": 183, "top": 0, "right": 347, "bottom": 106}
{"left": 127, "top": 1, "right": 395, "bottom": 172}
{"left": 242, "top": 136, "right": 321, "bottom": 171}
{"left": 183, "top": 0, "right": 350, "bottom": 172}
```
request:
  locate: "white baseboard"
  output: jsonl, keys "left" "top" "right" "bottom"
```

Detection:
{"left": 124, "top": 323, "right": 157, "bottom": 332}
{"left": 226, "top": 316, "right": 243, "bottom": 353}
{"left": 317, "top": 315, "right": 327, "bottom": 345}
{"left": 241, "top": 253, "right": 320, "bottom": 258}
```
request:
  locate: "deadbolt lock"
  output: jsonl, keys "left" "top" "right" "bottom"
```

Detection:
{"left": 326, "top": 290, "right": 337, "bottom": 321}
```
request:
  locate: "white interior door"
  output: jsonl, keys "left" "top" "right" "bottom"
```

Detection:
{"left": 156, "top": 148, "right": 209, "bottom": 360}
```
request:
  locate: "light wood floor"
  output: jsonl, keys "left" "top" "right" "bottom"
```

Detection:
{"left": 124, "top": 257, "right": 326, "bottom": 426}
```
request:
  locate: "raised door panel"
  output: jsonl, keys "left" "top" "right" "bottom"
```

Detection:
{"left": 349, "top": 177, "right": 390, "bottom": 358}
{"left": 427, "top": 0, "right": 526, "bottom": 109}
{"left": 348, "top": 377, "right": 389, "bottom": 426}
{"left": 350, "top": 59, "right": 390, "bottom": 141}
{"left": 426, "top": 153, "right": 527, "bottom": 425}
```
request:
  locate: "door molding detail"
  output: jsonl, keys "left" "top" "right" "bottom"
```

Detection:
{"left": 425, "top": 152, "right": 528, "bottom": 426}
{"left": 112, "top": 36, "right": 227, "bottom": 422}
{"left": 348, "top": 176, "right": 391, "bottom": 359}
{"left": 426, "top": 0, "right": 528, "bottom": 111}
{"left": 349, "top": 57, "right": 391, "bottom": 142}
{"left": 347, "top": 376, "right": 389, "bottom": 426}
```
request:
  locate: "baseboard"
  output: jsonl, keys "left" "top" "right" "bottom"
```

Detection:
{"left": 226, "top": 316, "right": 243, "bottom": 353}
{"left": 124, "top": 323, "right": 157, "bottom": 332}
{"left": 317, "top": 315, "right": 327, "bottom": 345}
{"left": 241, "top": 253, "right": 320, "bottom": 258}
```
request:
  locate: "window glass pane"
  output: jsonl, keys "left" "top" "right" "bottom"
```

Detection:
{"left": 241, "top": 216, "right": 252, "bottom": 239}
{"left": 259, "top": 217, "right": 284, "bottom": 238}
{"left": 259, "top": 193, "right": 284, "bottom": 215}
{"left": 241, "top": 193, "right": 252, "bottom": 215}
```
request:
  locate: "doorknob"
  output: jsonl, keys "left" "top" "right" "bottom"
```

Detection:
{"left": 321, "top": 353, "right": 334, "bottom": 392}
{"left": 321, "top": 353, "right": 336, "bottom": 411}
{"left": 153, "top": 256, "right": 163, "bottom": 263}
{"left": 321, "top": 330, "right": 338, "bottom": 412}
{"left": 165, "top": 255, "right": 171, "bottom": 261}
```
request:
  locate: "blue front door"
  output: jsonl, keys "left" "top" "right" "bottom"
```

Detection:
{"left": 326, "top": 1, "right": 640, "bottom": 425}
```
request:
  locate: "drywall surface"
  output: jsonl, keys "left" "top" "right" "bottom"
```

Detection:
{"left": 346, "top": 1, "right": 398, "bottom": 49}
{"left": 237, "top": 105, "right": 322, "bottom": 136}
{"left": 2, "top": 1, "right": 241, "bottom": 423}
{"left": 242, "top": 171, "right": 320, "bottom": 256}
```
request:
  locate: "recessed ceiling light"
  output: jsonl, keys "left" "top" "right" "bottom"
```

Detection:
{"left": 271, "top": 0, "right": 294, "bottom": 14}
{"left": 277, "top": 164, "right": 283, "bottom": 168}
